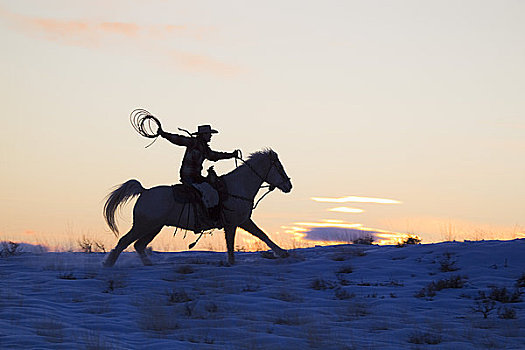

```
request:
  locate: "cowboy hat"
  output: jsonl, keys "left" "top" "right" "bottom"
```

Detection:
{"left": 193, "top": 125, "right": 218, "bottom": 135}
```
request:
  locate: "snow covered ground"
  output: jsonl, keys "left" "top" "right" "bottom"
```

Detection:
{"left": 1, "top": 239, "right": 524, "bottom": 349}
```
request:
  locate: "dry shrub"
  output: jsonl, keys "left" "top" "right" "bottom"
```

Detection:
{"left": 408, "top": 330, "right": 442, "bottom": 345}
{"left": 78, "top": 235, "right": 106, "bottom": 253}
{"left": 166, "top": 289, "right": 193, "bottom": 304}
{"left": 310, "top": 278, "right": 336, "bottom": 290}
{"left": 516, "top": 273, "right": 525, "bottom": 288}
{"left": 438, "top": 252, "right": 459, "bottom": 272}
{"left": 415, "top": 275, "right": 467, "bottom": 298}
{"left": 0, "top": 241, "right": 21, "bottom": 257}
{"left": 272, "top": 289, "right": 302, "bottom": 302}
{"left": 176, "top": 264, "right": 194, "bottom": 274}
{"left": 484, "top": 286, "right": 522, "bottom": 303}
{"left": 498, "top": 306, "right": 517, "bottom": 320}
{"left": 397, "top": 235, "right": 422, "bottom": 247}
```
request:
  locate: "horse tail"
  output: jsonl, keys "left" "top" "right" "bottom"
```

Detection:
{"left": 103, "top": 179, "right": 145, "bottom": 236}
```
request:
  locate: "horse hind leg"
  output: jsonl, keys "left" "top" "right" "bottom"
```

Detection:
{"left": 133, "top": 225, "right": 163, "bottom": 266}
{"left": 103, "top": 225, "right": 143, "bottom": 267}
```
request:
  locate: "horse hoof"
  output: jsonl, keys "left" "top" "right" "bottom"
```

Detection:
{"left": 279, "top": 251, "right": 290, "bottom": 258}
{"left": 260, "top": 251, "right": 277, "bottom": 259}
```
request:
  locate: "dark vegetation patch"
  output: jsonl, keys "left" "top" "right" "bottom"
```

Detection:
{"left": 176, "top": 265, "right": 195, "bottom": 274}
{"left": 438, "top": 252, "right": 459, "bottom": 272}
{"left": 407, "top": 331, "right": 442, "bottom": 345}
{"left": 415, "top": 275, "right": 467, "bottom": 298}
{"left": 167, "top": 289, "right": 193, "bottom": 304}
{"left": 397, "top": 236, "right": 422, "bottom": 247}
{"left": 310, "top": 278, "right": 336, "bottom": 290}
{"left": 0, "top": 241, "right": 21, "bottom": 258}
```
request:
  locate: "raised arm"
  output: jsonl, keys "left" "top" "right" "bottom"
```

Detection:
{"left": 159, "top": 130, "right": 193, "bottom": 147}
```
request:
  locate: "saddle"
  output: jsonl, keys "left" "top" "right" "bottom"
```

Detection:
{"left": 170, "top": 167, "right": 227, "bottom": 232}
{"left": 171, "top": 183, "right": 201, "bottom": 204}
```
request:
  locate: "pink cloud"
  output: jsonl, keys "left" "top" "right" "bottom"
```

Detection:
{"left": 0, "top": 6, "right": 241, "bottom": 76}
{"left": 171, "top": 50, "right": 241, "bottom": 76}
{"left": 99, "top": 22, "right": 140, "bottom": 38}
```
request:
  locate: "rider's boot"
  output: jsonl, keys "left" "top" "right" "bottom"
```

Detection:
{"left": 208, "top": 205, "right": 223, "bottom": 229}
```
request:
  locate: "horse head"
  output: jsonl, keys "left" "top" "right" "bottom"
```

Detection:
{"left": 266, "top": 150, "right": 292, "bottom": 193}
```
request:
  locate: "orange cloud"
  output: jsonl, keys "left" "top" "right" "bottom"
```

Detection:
{"left": 312, "top": 196, "right": 402, "bottom": 204}
{"left": 294, "top": 221, "right": 363, "bottom": 229}
{"left": 171, "top": 50, "right": 241, "bottom": 76}
{"left": 328, "top": 207, "right": 364, "bottom": 213}
{"left": 0, "top": 6, "right": 240, "bottom": 76}
{"left": 0, "top": 7, "right": 195, "bottom": 43}
{"left": 99, "top": 22, "right": 140, "bottom": 38}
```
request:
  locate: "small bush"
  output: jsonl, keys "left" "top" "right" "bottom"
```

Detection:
{"left": 482, "top": 286, "right": 523, "bottom": 303}
{"left": 498, "top": 306, "right": 517, "bottom": 319}
{"left": 78, "top": 236, "right": 106, "bottom": 253}
{"left": 397, "top": 235, "right": 422, "bottom": 247}
{"left": 176, "top": 265, "right": 194, "bottom": 274}
{"left": 242, "top": 283, "right": 260, "bottom": 292}
{"left": 516, "top": 273, "right": 525, "bottom": 288}
{"left": 415, "top": 275, "right": 467, "bottom": 298}
{"left": 103, "top": 276, "right": 126, "bottom": 293}
{"left": 58, "top": 272, "right": 76, "bottom": 280}
{"left": 310, "top": 278, "right": 336, "bottom": 290}
{"left": 331, "top": 248, "right": 366, "bottom": 261}
{"left": 183, "top": 301, "right": 197, "bottom": 317}
{"left": 352, "top": 235, "right": 374, "bottom": 245}
{"left": 337, "top": 265, "right": 353, "bottom": 274}
{"left": 167, "top": 289, "right": 193, "bottom": 304}
{"left": 0, "top": 241, "right": 21, "bottom": 257}
{"left": 472, "top": 299, "right": 496, "bottom": 319}
{"left": 439, "top": 252, "right": 459, "bottom": 272}
{"left": 334, "top": 287, "right": 355, "bottom": 300}
{"left": 408, "top": 331, "right": 442, "bottom": 345}
{"left": 331, "top": 255, "right": 346, "bottom": 262}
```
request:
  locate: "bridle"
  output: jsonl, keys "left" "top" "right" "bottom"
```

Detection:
{"left": 229, "top": 151, "right": 291, "bottom": 210}
{"left": 187, "top": 151, "right": 290, "bottom": 248}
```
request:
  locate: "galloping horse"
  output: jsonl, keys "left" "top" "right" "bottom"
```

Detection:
{"left": 103, "top": 149, "right": 292, "bottom": 267}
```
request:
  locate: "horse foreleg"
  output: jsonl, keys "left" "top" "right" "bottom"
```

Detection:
{"left": 224, "top": 225, "right": 237, "bottom": 265}
{"left": 133, "top": 225, "right": 163, "bottom": 266}
{"left": 239, "top": 219, "right": 289, "bottom": 258}
{"left": 103, "top": 226, "right": 142, "bottom": 267}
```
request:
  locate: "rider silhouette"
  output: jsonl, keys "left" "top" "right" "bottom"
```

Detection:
{"left": 159, "top": 125, "right": 239, "bottom": 222}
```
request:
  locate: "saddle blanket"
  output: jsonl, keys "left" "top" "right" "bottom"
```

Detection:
{"left": 192, "top": 182, "right": 219, "bottom": 208}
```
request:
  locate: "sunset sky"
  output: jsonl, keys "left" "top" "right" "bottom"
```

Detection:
{"left": 1, "top": 0, "right": 524, "bottom": 250}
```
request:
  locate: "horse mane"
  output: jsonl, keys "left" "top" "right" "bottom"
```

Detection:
{"left": 223, "top": 148, "right": 275, "bottom": 177}
{"left": 245, "top": 148, "right": 275, "bottom": 163}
